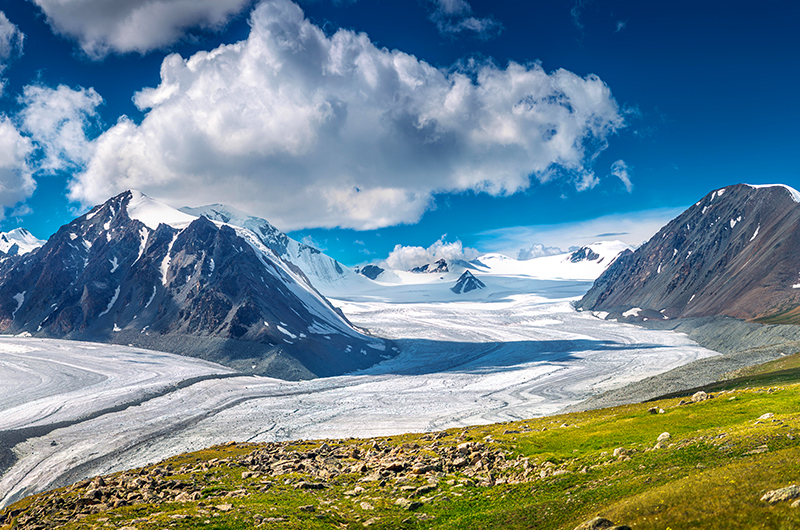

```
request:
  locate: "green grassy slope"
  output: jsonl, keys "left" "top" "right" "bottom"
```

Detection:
{"left": 3, "top": 380, "right": 800, "bottom": 530}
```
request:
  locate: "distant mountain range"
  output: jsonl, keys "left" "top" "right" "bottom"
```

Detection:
{"left": 0, "top": 228, "right": 44, "bottom": 256}
{"left": 0, "top": 191, "right": 389, "bottom": 379}
{"left": 578, "top": 184, "right": 800, "bottom": 323}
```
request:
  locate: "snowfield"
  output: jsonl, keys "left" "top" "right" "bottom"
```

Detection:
{"left": 0, "top": 270, "right": 718, "bottom": 507}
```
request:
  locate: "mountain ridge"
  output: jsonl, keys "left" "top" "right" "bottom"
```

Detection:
{"left": 578, "top": 183, "right": 800, "bottom": 322}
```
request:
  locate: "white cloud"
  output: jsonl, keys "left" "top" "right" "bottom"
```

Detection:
{"left": 18, "top": 85, "right": 103, "bottom": 174}
{"left": 427, "top": 0, "right": 501, "bottom": 39}
{"left": 0, "top": 12, "right": 24, "bottom": 95}
{"left": 517, "top": 243, "right": 564, "bottom": 260}
{"left": 611, "top": 159, "right": 632, "bottom": 193}
{"left": 69, "top": 0, "right": 624, "bottom": 231}
{"left": 615, "top": 20, "right": 627, "bottom": 33}
{"left": 30, "top": 0, "right": 254, "bottom": 58}
{"left": 479, "top": 207, "right": 686, "bottom": 257}
{"left": 0, "top": 117, "right": 35, "bottom": 219}
{"left": 385, "top": 237, "right": 480, "bottom": 270}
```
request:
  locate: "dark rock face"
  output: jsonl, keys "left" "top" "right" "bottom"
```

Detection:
{"left": 411, "top": 259, "right": 449, "bottom": 274}
{"left": 578, "top": 184, "right": 800, "bottom": 322}
{"left": 451, "top": 271, "right": 485, "bottom": 294}
{"left": 0, "top": 191, "right": 390, "bottom": 379}
{"left": 356, "top": 265, "right": 385, "bottom": 280}
{"left": 569, "top": 246, "right": 601, "bottom": 263}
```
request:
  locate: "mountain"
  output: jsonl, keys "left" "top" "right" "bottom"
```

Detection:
{"left": 451, "top": 270, "right": 485, "bottom": 294}
{"left": 410, "top": 258, "right": 449, "bottom": 274}
{"left": 354, "top": 264, "right": 385, "bottom": 280}
{"left": 578, "top": 184, "right": 800, "bottom": 323}
{"left": 179, "top": 204, "right": 362, "bottom": 292}
{"left": 471, "top": 241, "right": 631, "bottom": 281}
{"left": 0, "top": 191, "right": 390, "bottom": 379}
{"left": 0, "top": 228, "right": 45, "bottom": 256}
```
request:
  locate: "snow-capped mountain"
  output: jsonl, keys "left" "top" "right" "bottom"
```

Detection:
{"left": 180, "top": 204, "right": 361, "bottom": 290}
{"left": 0, "top": 191, "right": 390, "bottom": 379}
{"left": 470, "top": 241, "right": 631, "bottom": 281}
{"left": 578, "top": 184, "right": 800, "bottom": 322}
{"left": 451, "top": 271, "right": 485, "bottom": 294}
{"left": 0, "top": 228, "right": 45, "bottom": 256}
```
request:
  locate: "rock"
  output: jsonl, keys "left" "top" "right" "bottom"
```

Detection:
{"left": 692, "top": 391, "right": 710, "bottom": 402}
{"left": 612, "top": 447, "right": 626, "bottom": 458}
{"left": 295, "top": 481, "right": 327, "bottom": 490}
{"left": 657, "top": 432, "right": 671, "bottom": 442}
{"left": 298, "top": 505, "right": 316, "bottom": 512}
{"left": 573, "top": 516, "right": 616, "bottom": 530}
{"left": 761, "top": 485, "right": 800, "bottom": 504}
{"left": 647, "top": 407, "right": 659, "bottom": 414}
{"left": 359, "top": 502, "right": 374, "bottom": 510}
{"left": 214, "top": 504, "right": 233, "bottom": 512}
{"left": 758, "top": 413, "right": 775, "bottom": 420}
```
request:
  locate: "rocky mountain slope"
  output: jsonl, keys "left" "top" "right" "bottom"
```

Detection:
{"left": 578, "top": 184, "right": 800, "bottom": 322}
{"left": 0, "top": 191, "right": 389, "bottom": 379}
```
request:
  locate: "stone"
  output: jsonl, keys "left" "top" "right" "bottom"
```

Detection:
{"left": 657, "top": 432, "right": 671, "bottom": 442}
{"left": 612, "top": 447, "right": 626, "bottom": 458}
{"left": 214, "top": 504, "right": 233, "bottom": 512}
{"left": 360, "top": 502, "right": 374, "bottom": 510}
{"left": 758, "top": 413, "right": 775, "bottom": 420}
{"left": 691, "top": 391, "right": 710, "bottom": 402}
{"left": 573, "top": 516, "right": 616, "bottom": 530}
{"left": 298, "top": 505, "right": 316, "bottom": 512}
{"left": 761, "top": 485, "right": 800, "bottom": 504}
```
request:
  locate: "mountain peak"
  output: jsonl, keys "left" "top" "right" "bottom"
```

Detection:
{"left": 579, "top": 182, "right": 800, "bottom": 322}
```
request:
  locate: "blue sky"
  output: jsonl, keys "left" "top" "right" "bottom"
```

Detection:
{"left": 0, "top": 0, "right": 797, "bottom": 267}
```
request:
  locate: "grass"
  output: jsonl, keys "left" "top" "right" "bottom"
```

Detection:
{"left": 3, "top": 373, "right": 800, "bottom": 529}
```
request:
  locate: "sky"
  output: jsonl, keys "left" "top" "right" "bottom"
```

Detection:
{"left": 0, "top": 0, "right": 797, "bottom": 267}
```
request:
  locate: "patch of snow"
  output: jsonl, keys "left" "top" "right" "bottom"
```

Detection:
{"left": 673, "top": 249, "right": 677, "bottom": 257}
{"left": 657, "top": 263, "right": 661, "bottom": 274}
{"left": 109, "top": 257, "right": 119, "bottom": 273}
{"left": 103, "top": 220, "right": 111, "bottom": 231}
{"left": 622, "top": 307, "right": 642, "bottom": 318}
{"left": 793, "top": 284, "right": 800, "bottom": 289}
{"left": 12, "top": 292, "right": 25, "bottom": 319}
{"left": 160, "top": 234, "right": 179, "bottom": 286}
{"left": 145, "top": 286, "right": 157, "bottom": 309}
{"left": 689, "top": 294, "right": 696, "bottom": 302}
{"left": 730, "top": 216, "right": 741, "bottom": 229}
{"left": 113, "top": 324, "right": 122, "bottom": 332}
{"left": 85, "top": 209, "right": 99, "bottom": 220}
{"left": 277, "top": 326, "right": 297, "bottom": 339}
{"left": 98, "top": 286, "right": 120, "bottom": 317}
{"left": 134, "top": 228, "right": 149, "bottom": 263}
{"left": 69, "top": 233, "right": 77, "bottom": 241}
{"left": 717, "top": 188, "right": 725, "bottom": 197}
{"left": 209, "top": 258, "right": 215, "bottom": 273}
{"left": 750, "top": 225, "right": 760, "bottom": 242}
{"left": 593, "top": 311, "right": 609, "bottom": 320}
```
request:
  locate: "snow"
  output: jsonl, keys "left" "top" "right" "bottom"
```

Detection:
{"left": 144, "top": 285, "right": 157, "bottom": 308}
{"left": 160, "top": 234, "right": 178, "bottom": 286}
{"left": 730, "top": 216, "right": 741, "bottom": 229}
{"left": 98, "top": 286, "right": 120, "bottom": 317}
{"left": 11, "top": 292, "right": 25, "bottom": 319}
{"left": 109, "top": 257, "right": 119, "bottom": 273}
{"left": 0, "top": 229, "right": 45, "bottom": 255}
{"left": 717, "top": 188, "right": 725, "bottom": 197}
{"left": 276, "top": 326, "right": 297, "bottom": 339}
{"left": 750, "top": 225, "right": 760, "bottom": 242}
{"left": 746, "top": 183, "right": 800, "bottom": 203}
{"left": 134, "top": 227, "right": 149, "bottom": 263}
{"left": 622, "top": 307, "right": 642, "bottom": 318}
{"left": 126, "top": 190, "right": 196, "bottom": 230}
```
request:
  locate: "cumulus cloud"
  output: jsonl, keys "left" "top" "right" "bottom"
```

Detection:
{"left": 611, "top": 159, "right": 632, "bottom": 193}
{"left": 427, "top": 0, "right": 501, "bottom": 39}
{"left": 385, "top": 237, "right": 480, "bottom": 270}
{"left": 0, "top": 117, "right": 35, "bottom": 219}
{"left": 517, "top": 243, "right": 564, "bottom": 260}
{"left": 18, "top": 85, "right": 104, "bottom": 174}
{"left": 0, "top": 12, "right": 24, "bottom": 95}
{"left": 30, "top": 0, "right": 254, "bottom": 58}
{"left": 69, "top": 0, "right": 624, "bottom": 230}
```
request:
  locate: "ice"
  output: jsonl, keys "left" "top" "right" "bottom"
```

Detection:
{"left": 126, "top": 190, "right": 196, "bottom": 230}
